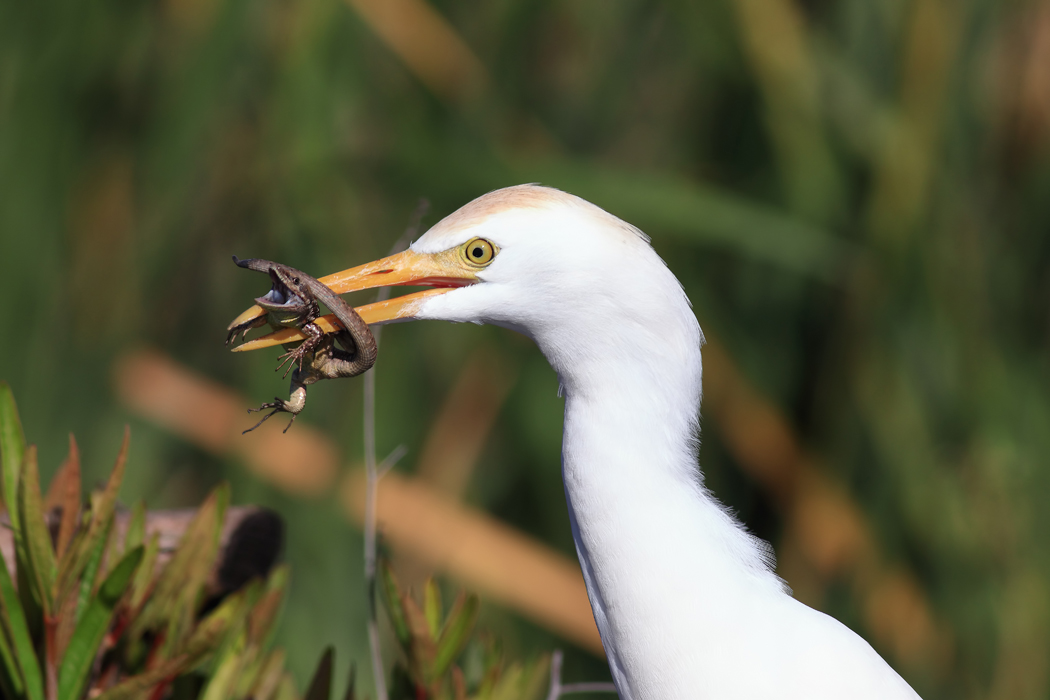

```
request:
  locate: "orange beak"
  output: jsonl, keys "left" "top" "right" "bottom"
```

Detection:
{"left": 227, "top": 248, "right": 477, "bottom": 352}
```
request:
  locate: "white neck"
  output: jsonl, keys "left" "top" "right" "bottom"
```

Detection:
{"left": 551, "top": 335, "right": 785, "bottom": 698}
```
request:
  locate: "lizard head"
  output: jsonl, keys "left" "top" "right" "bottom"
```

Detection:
{"left": 231, "top": 256, "right": 318, "bottom": 328}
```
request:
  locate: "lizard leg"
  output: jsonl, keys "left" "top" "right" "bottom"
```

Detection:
{"left": 243, "top": 382, "right": 307, "bottom": 434}
{"left": 274, "top": 322, "right": 325, "bottom": 378}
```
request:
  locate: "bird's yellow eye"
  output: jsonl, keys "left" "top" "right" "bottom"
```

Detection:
{"left": 462, "top": 237, "right": 497, "bottom": 266}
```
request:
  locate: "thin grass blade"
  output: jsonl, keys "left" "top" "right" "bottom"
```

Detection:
{"left": 0, "top": 382, "right": 26, "bottom": 531}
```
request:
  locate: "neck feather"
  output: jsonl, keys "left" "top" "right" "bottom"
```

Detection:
{"left": 551, "top": 328, "right": 785, "bottom": 696}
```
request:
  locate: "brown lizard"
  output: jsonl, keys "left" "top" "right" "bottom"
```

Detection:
{"left": 227, "top": 256, "right": 378, "bottom": 433}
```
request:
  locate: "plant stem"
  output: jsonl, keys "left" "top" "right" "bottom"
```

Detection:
{"left": 364, "top": 201, "right": 429, "bottom": 700}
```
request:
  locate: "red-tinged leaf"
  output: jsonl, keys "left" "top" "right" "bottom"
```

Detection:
{"left": 248, "top": 566, "right": 289, "bottom": 646}
{"left": 45, "top": 434, "right": 82, "bottom": 561}
{"left": 452, "top": 666, "right": 466, "bottom": 700}
{"left": 402, "top": 591, "right": 437, "bottom": 680}
{"left": 19, "top": 446, "right": 56, "bottom": 616}
{"left": 93, "top": 654, "right": 191, "bottom": 700}
{"left": 53, "top": 583, "right": 79, "bottom": 670}
{"left": 56, "top": 427, "right": 129, "bottom": 605}
{"left": 0, "top": 382, "right": 26, "bottom": 529}
{"left": 250, "top": 649, "right": 287, "bottom": 700}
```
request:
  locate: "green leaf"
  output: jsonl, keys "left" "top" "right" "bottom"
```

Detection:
{"left": 124, "top": 501, "right": 146, "bottom": 552}
{"left": 275, "top": 675, "right": 297, "bottom": 700}
{"left": 0, "top": 382, "right": 26, "bottom": 532}
{"left": 57, "top": 545, "right": 143, "bottom": 700}
{"left": 423, "top": 578, "right": 442, "bottom": 640}
{"left": 204, "top": 581, "right": 259, "bottom": 678}
{"left": 128, "top": 532, "right": 160, "bottom": 613}
{"left": 199, "top": 641, "right": 245, "bottom": 700}
{"left": 432, "top": 593, "right": 479, "bottom": 680}
{"left": 485, "top": 657, "right": 551, "bottom": 700}
{"left": 18, "top": 446, "right": 56, "bottom": 616}
{"left": 379, "top": 562, "right": 411, "bottom": 648}
{"left": 76, "top": 509, "right": 113, "bottom": 622}
{"left": 0, "top": 560, "right": 26, "bottom": 699}
{"left": 0, "top": 546, "right": 42, "bottom": 700}
{"left": 303, "top": 647, "right": 333, "bottom": 700}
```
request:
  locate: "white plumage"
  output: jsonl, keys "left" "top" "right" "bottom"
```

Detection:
{"left": 404, "top": 186, "right": 921, "bottom": 700}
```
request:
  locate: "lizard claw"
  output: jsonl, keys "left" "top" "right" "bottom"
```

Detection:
{"left": 226, "top": 314, "right": 268, "bottom": 346}
{"left": 243, "top": 398, "right": 298, "bottom": 434}
{"left": 243, "top": 385, "right": 308, "bottom": 434}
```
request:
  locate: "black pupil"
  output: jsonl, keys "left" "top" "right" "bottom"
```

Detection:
{"left": 293, "top": 278, "right": 300, "bottom": 284}
{"left": 472, "top": 246, "right": 484, "bottom": 258}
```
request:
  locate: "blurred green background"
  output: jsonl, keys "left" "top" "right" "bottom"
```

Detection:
{"left": 2, "top": 0, "right": 1050, "bottom": 697}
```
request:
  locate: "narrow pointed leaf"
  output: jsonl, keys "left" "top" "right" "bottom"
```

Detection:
{"left": 124, "top": 501, "right": 146, "bottom": 552}
{"left": 0, "top": 552, "right": 26, "bottom": 699}
{"left": 200, "top": 642, "right": 244, "bottom": 700}
{"left": 379, "top": 562, "right": 411, "bottom": 647}
{"left": 0, "top": 548, "right": 43, "bottom": 700}
{"left": 57, "top": 427, "right": 129, "bottom": 604}
{"left": 402, "top": 593, "right": 437, "bottom": 679}
{"left": 303, "top": 647, "right": 333, "bottom": 700}
{"left": 47, "top": 435, "right": 81, "bottom": 560}
{"left": 19, "top": 446, "right": 56, "bottom": 615}
{"left": 232, "top": 646, "right": 264, "bottom": 699}
{"left": 248, "top": 565, "right": 288, "bottom": 646}
{"left": 205, "top": 581, "right": 259, "bottom": 677}
{"left": 432, "top": 593, "right": 479, "bottom": 679}
{"left": 76, "top": 512, "right": 113, "bottom": 621}
{"left": 251, "top": 649, "right": 287, "bottom": 700}
{"left": 0, "top": 382, "right": 26, "bottom": 529}
{"left": 423, "top": 578, "right": 442, "bottom": 640}
{"left": 57, "top": 545, "right": 143, "bottom": 700}
{"left": 342, "top": 662, "right": 356, "bottom": 700}
{"left": 128, "top": 532, "right": 160, "bottom": 612}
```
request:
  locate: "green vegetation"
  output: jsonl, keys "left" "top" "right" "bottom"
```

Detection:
{"left": 0, "top": 382, "right": 299, "bottom": 700}
{"left": 2, "top": 1, "right": 1049, "bottom": 698}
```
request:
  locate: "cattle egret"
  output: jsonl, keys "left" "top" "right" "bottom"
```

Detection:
{"left": 230, "top": 185, "right": 922, "bottom": 700}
